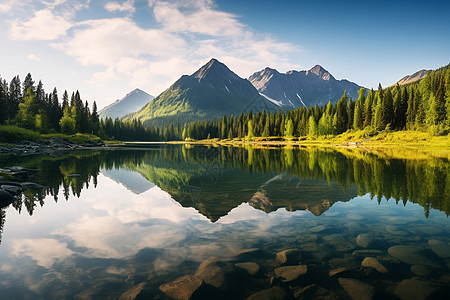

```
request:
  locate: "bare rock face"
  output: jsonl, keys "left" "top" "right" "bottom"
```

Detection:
{"left": 194, "top": 257, "right": 238, "bottom": 291}
{"left": 247, "top": 286, "right": 287, "bottom": 300}
{"left": 159, "top": 275, "right": 206, "bottom": 300}
{"left": 274, "top": 265, "right": 307, "bottom": 282}
{"left": 338, "top": 278, "right": 375, "bottom": 300}
{"left": 361, "top": 257, "right": 388, "bottom": 273}
{"left": 275, "top": 249, "right": 302, "bottom": 265}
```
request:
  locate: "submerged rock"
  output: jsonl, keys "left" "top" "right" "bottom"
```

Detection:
{"left": 194, "top": 257, "right": 238, "bottom": 291}
{"left": 159, "top": 275, "right": 206, "bottom": 300}
{"left": 394, "top": 279, "right": 444, "bottom": 300}
{"left": 247, "top": 286, "right": 286, "bottom": 300}
{"left": 293, "top": 284, "right": 339, "bottom": 300}
{"left": 328, "top": 267, "right": 352, "bottom": 277}
{"left": 275, "top": 249, "right": 302, "bottom": 265}
{"left": 388, "top": 245, "right": 440, "bottom": 267}
{"left": 274, "top": 265, "right": 307, "bottom": 282}
{"left": 410, "top": 265, "right": 432, "bottom": 277}
{"left": 235, "top": 262, "right": 260, "bottom": 276}
{"left": 428, "top": 239, "right": 450, "bottom": 259}
{"left": 356, "top": 233, "right": 373, "bottom": 248}
{"left": 361, "top": 257, "right": 388, "bottom": 273}
{"left": 120, "top": 282, "right": 156, "bottom": 300}
{"left": 310, "top": 225, "right": 328, "bottom": 233}
{"left": 338, "top": 278, "right": 375, "bottom": 300}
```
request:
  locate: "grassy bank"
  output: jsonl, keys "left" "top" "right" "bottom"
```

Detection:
{"left": 174, "top": 130, "right": 450, "bottom": 148}
{"left": 0, "top": 125, "right": 101, "bottom": 145}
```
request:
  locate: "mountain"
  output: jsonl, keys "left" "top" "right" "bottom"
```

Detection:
{"left": 127, "top": 58, "right": 281, "bottom": 126}
{"left": 394, "top": 69, "right": 428, "bottom": 86}
{"left": 249, "top": 65, "right": 362, "bottom": 108}
{"left": 101, "top": 167, "right": 155, "bottom": 194}
{"left": 99, "top": 88, "right": 154, "bottom": 120}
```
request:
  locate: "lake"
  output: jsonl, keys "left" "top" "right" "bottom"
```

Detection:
{"left": 0, "top": 145, "right": 449, "bottom": 299}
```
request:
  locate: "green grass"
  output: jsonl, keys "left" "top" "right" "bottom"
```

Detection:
{"left": 0, "top": 125, "right": 43, "bottom": 143}
{"left": 43, "top": 133, "right": 101, "bottom": 144}
{"left": 0, "top": 125, "right": 102, "bottom": 145}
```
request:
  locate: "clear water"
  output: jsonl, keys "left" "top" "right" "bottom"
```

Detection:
{"left": 0, "top": 145, "right": 449, "bottom": 299}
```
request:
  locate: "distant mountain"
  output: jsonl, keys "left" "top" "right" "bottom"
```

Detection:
{"left": 249, "top": 65, "right": 362, "bottom": 108}
{"left": 127, "top": 58, "right": 281, "bottom": 126}
{"left": 99, "top": 88, "right": 154, "bottom": 120}
{"left": 101, "top": 168, "right": 155, "bottom": 194}
{"left": 393, "top": 69, "right": 428, "bottom": 86}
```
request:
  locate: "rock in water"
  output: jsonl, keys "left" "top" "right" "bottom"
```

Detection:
{"left": 356, "top": 233, "right": 373, "bottom": 248}
{"left": 0, "top": 185, "right": 22, "bottom": 195}
{"left": 0, "top": 190, "right": 15, "bottom": 204}
{"left": 410, "top": 265, "right": 431, "bottom": 277}
{"left": 275, "top": 249, "right": 302, "bottom": 264}
{"left": 120, "top": 283, "right": 156, "bottom": 300}
{"left": 361, "top": 257, "right": 388, "bottom": 273}
{"left": 247, "top": 286, "right": 286, "bottom": 300}
{"left": 428, "top": 239, "right": 450, "bottom": 259}
{"left": 194, "top": 257, "right": 238, "bottom": 291}
{"left": 394, "top": 279, "right": 444, "bottom": 300}
{"left": 274, "top": 265, "right": 307, "bottom": 282}
{"left": 338, "top": 278, "right": 375, "bottom": 300}
{"left": 159, "top": 275, "right": 205, "bottom": 300}
{"left": 387, "top": 245, "right": 440, "bottom": 268}
{"left": 235, "top": 262, "right": 260, "bottom": 276}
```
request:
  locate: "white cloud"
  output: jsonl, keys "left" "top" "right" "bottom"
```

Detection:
{"left": 3, "top": 0, "right": 299, "bottom": 103}
{"left": 11, "top": 238, "right": 73, "bottom": 268}
{"left": 105, "top": 0, "right": 135, "bottom": 13}
{"left": 54, "top": 18, "right": 186, "bottom": 66}
{"left": 153, "top": 0, "right": 244, "bottom": 37}
{"left": 0, "top": 0, "right": 17, "bottom": 13}
{"left": 10, "top": 9, "right": 72, "bottom": 40}
{"left": 27, "top": 54, "right": 41, "bottom": 61}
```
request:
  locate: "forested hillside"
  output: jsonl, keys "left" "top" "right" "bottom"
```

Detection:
{"left": 182, "top": 64, "right": 450, "bottom": 140}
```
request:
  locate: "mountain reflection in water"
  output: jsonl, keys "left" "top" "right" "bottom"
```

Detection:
{"left": 0, "top": 145, "right": 448, "bottom": 299}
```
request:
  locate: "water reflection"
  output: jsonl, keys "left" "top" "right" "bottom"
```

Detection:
{"left": 0, "top": 145, "right": 449, "bottom": 299}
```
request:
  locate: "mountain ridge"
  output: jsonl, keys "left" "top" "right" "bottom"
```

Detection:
{"left": 99, "top": 88, "right": 154, "bottom": 120}
{"left": 126, "top": 58, "right": 281, "bottom": 126}
{"left": 249, "top": 65, "right": 362, "bottom": 108}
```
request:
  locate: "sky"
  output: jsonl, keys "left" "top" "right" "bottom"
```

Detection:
{"left": 0, "top": 0, "right": 449, "bottom": 110}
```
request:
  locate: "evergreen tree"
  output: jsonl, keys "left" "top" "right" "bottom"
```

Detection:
{"left": 247, "top": 120, "right": 254, "bottom": 140}
{"left": 308, "top": 115, "right": 317, "bottom": 137}
{"left": 334, "top": 91, "right": 348, "bottom": 133}
{"left": 285, "top": 118, "right": 294, "bottom": 138}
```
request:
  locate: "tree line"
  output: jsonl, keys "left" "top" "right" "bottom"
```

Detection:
{"left": 183, "top": 64, "right": 450, "bottom": 140}
{"left": 2, "top": 64, "right": 449, "bottom": 142}
{"left": 0, "top": 73, "right": 180, "bottom": 141}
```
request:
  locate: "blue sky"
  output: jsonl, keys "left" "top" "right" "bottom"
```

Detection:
{"left": 0, "top": 0, "right": 449, "bottom": 109}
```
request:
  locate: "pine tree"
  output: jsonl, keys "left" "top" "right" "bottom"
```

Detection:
{"left": 22, "top": 73, "right": 35, "bottom": 95}
{"left": 363, "top": 90, "right": 374, "bottom": 128}
{"left": 247, "top": 120, "right": 254, "bottom": 140}
{"left": 334, "top": 91, "right": 348, "bottom": 133}
{"left": 285, "top": 118, "right": 294, "bottom": 138}
{"left": 308, "top": 115, "right": 317, "bottom": 137}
